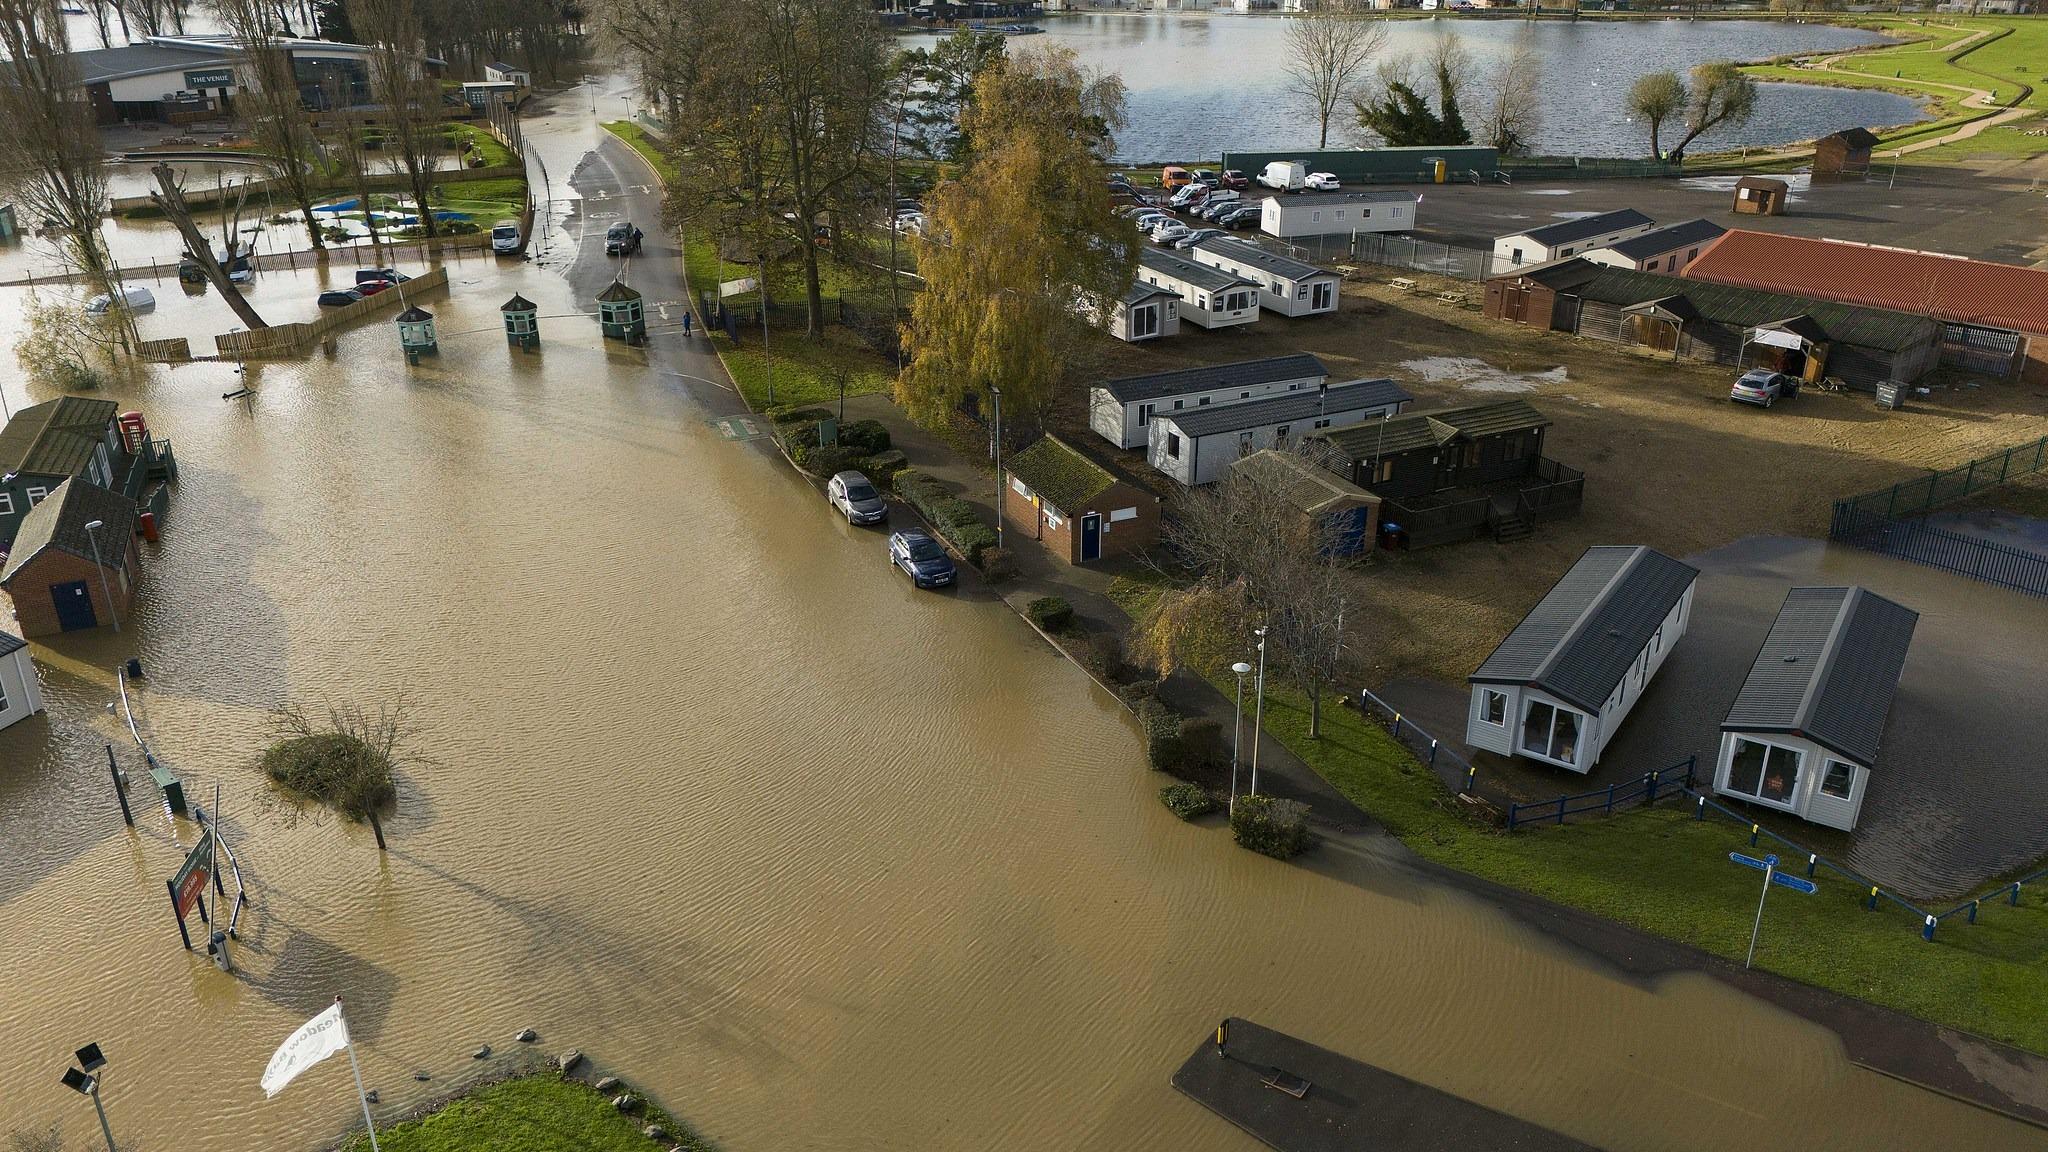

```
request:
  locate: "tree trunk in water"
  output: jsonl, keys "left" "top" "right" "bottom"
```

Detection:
{"left": 300, "top": 203, "right": 325, "bottom": 250}
{"left": 150, "top": 166, "right": 269, "bottom": 330}
{"left": 368, "top": 809, "right": 388, "bottom": 851}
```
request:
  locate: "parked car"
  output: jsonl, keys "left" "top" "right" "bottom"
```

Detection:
{"left": 356, "top": 278, "right": 394, "bottom": 296}
{"left": 355, "top": 268, "right": 410, "bottom": 286}
{"left": 827, "top": 471, "right": 888, "bottom": 525}
{"left": 1131, "top": 212, "right": 1171, "bottom": 233}
{"left": 1160, "top": 165, "right": 1194, "bottom": 190}
{"left": 1174, "top": 228, "right": 1226, "bottom": 249}
{"left": 491, "top": 219, "right": 521, "bottom": 254}
{"left": 1220, "top": 206, "right": 1261, "bottom": 230}
{"left": 605, "top": 221, "right": 643, "bottom": 255}
{"left": 1167, "top": 183, "right": 1209, "bottom": 210}
{"left": 1304, "top": 171, "right": 1341, "bottom": 191}
{"left": 1151, "top": 221, "right": 1193, "bottom": 244}
{"left": 1117, "top": 204, "right": 1157, "bottom": 219}
{"left": 1220, "top": 169, "right": 1249, "bottom": 190}
{"left": 83, "top": 285, "right": 155, "bottom": 315}
{"left": 889, "top": 529, "right": 956, "bottom": 588}
{"left": 316, "top": 288, "right": 364, "bottom": 307}
{"left": 1731, "top": 369, "right": 1800, "bottom": 408}
{"left": 1192, "top": 169, "right": 1220, "bottom": 188}
{"left": 893, "top": 213, "right": 925, "bottom": 235}
{"left": 1257, "top": 160, "right": 1307, "bottom": 192}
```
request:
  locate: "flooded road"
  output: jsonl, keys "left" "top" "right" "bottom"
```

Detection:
{"left": 0, "top": 98, "right": 2040, "bottom": 1152}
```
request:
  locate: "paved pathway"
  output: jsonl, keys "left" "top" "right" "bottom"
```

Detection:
{"left": 1800, "top": 24, "right": 2037, "bottom": 156}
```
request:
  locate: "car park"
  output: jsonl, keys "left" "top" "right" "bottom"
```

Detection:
{"left": 1731, "top": 369, "right": 1800, "bottom": 408}
{"left": 1167, "top": 183, "right": 1209, "bottom": 210}
{"left": 889, "top": 530, "right": 957, "bottom": 588}
{"left": 1174, "top": 228, "right": 1226, "bottom": 250}
{"left": 1131, "top": 212, "right": 1170, "bottom": 232}
{"left": 1192, "top": 170, "right": 1219, "bottom": 188}
{"left": 316, "top": 288, "right": 364, "bottom": 307}
{"left": 605, "top": 221, "right": 643, "bottom": 256}
{"left": 1151, "top": 221, "right": 1193, "bottom": 244}
{"left": 1257, "top": 160, "right": 1307, "bottom": 192}
{"left": 1160, "top": 165, "right": 1193, "bottom": 190}
{"left": 1220, "top": 207, "right": 1260, "bottom": 230}
{"left": 1220, "top": 169, "right": 1249, "bottom": 190}
{"left": 827, "top": 471, "right": 888, "bottom": 525}
{"left": 1304, "top": 172, "right": 1341, "bottom": 191}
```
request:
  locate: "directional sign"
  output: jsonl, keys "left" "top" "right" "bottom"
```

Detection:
{"left": 1729, "top": 852, "right": 1779, "bottom": 872}
{"left": 1770, "top": 872, "right": 1819, "bottom": 895}
{"left": 171, "top": 829, "right": 214, "bottom": 917}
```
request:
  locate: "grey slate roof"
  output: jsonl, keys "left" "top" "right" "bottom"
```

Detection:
{"left": 1120, "top": 280, "right": 1179, "bottom": 307}
{"left": 1139, "top": 247, "right": 1255, "bottom": 294}
{"left": 1470, "top": 545, "right": 1699, "bottom": 714}
{"left": 0, "top": 479, "right": 137, "bottom": 585}
{"left": 1097, "top": 354, "right": 1329, "bottom": 405}
{"left": 1156, "top": 379, "right": 1410, "bottom": 439}
{"left": 0, "top": 397, "right": 117, "bottom": 479}
{"left": 1190, "top": 237, "right": 1334, "bottom": 283}
{"left": 1600, "top": 219, "right": 1725, "bottom": 261}
{"left": 1513, "top": 209, "right": 1654, "bottom": 249}
{"left": 0, "top": 630, "right": 23, "bottom": 659}
{"left": 1721, "top": 586, "right": 1918, "bottom": 767}
{"left": 1275, "top": 191, "right": 1416, "bottom": 208}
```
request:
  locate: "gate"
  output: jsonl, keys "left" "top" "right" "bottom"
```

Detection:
{"left": 1938, "top": 323, "right": 2022, "bottom": 378}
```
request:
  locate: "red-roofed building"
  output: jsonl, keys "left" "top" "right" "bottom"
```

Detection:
{"left": 1683, "top": 230, "right": 2048, "bottom": 383}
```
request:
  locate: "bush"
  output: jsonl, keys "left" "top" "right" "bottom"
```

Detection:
{"left": 794, "top": 443, "right": 859, "bottom": 477}
{"left": 980, "top": 546, "right": 1015, "bottom": 583}
{"left": 1025, "top": 596, "right": 1074, "bottom": 632}
{"left": 1230, "top": 795, "right": 1312, "bottom": 859}
{"left": 1116, "top": 679, "right": 1159, "bottom": 710}
{"left": 1160, "top": 782, "right": 1217, "bottom": 821}
{"left": 838, "top": 419, "right": 891, "bottom": 456}
{"left": 862, "top": 449, "right": 909, "bottom": 487}
{"left": 897, "top": 469, "right": 1000, "bottom": 567}
{"left": 766, "top": 404, "right": 832, "bottom": 425}
{"left": 1137, "top": 698, "right": 1187, "bottom": 772}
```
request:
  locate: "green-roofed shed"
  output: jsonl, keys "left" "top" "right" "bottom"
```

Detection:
{"left": 1002, "top": 435, "right": 1159, "bottom": 565}
{"left": 0, "top": 397, "right": 122, "bottom": 550}
{"left": 597, "top": 279, "right": 646, "bottom": 342}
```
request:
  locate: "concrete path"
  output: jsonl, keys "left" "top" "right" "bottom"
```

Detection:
{"left": 1799, "top": 24, "right": 2037, "bottom": 156}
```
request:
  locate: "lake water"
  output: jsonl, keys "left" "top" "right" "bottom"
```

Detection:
{"left": 1002, "top": 14, "right": 1928, "bottom": 161}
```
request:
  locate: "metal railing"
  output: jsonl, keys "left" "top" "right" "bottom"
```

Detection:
{"left": 1683, "top": 789, "right": 1942, "bottom": 938}
{"left": 1832, "top": 435, "right": 2048, "bottom": 526}
{"left": 1829, "top": 435, "right": 2048, "bottom": 597}
{"left": 1505, "top": 757, "right": 1696, "bottom": 830}
{"left": 1354, "top": 685, "right": 1480, "bottom": 798}
{"left": 118, "top": 664, "right": 250, "bottom": 937}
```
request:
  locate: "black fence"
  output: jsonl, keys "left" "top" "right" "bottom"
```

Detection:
{"left": 1831, "top": 507, "right": 2048, "bottom": 598}
{"left": 1505, "top": 758, "right": 1697, "bottom": 830}
{"left": 1833, "top": 436, "right": 2048, "bottom": 524}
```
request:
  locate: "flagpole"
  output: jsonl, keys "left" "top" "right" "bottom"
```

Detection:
{"left": 336, "top": 997, "right": 382, "bottom": 1152}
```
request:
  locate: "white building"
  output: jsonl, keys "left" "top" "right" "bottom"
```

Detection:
{"left": 1089, "top": 354, "right": 1330, "bottom": 450}
{"left": 1146, "top": 379, "right": 1412, "bottom": 487}
{"left": 1492, "top": 209, "right": 1654, "bottom": 269}
{"left": 0, "top": 631, "right": 43, "bottom": 734}
{"left": 1714, "top": 586, "right": 1917, "bottom": 832}
{"left": 484, "top": 61, "right": 533, "bottom": 87}
{"left": 1190, "top": 236, "right": 1341, "bottom": 318}
{"left": 1136, "top": 248, "right": 1259, "bottom": 330}
{"left": 1466, "top": 545, "right": 1698, "bottom": 773}
{"left": 1261, "top": 191, "right": 1415, "bottom": 240}
{"left": 1581, "top": 219, "right": 1726, "bottom": 276}
{"left": 1083, "top": 281, "right": 1180, "bottom": 344}
{"left": 67, "top": 34, "right": 442, "bottom": 123}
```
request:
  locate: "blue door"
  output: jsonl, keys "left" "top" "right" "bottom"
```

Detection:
{"left": 51, "top": 580, "right": 97, "bottom": 631}
{"left": 1080, "top": 513, "right": 1102, "bottom": 562}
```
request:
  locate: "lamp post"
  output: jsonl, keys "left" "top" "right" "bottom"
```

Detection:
{"left": 1230, "top": 660, "right": 1252, "bottom": 812}
{"left": 82, "top": 519, "right": 119, "bottom": 633}
{"left": 1250, "top": 626, "right": 1268, "bottom": 797}
{"left": 59, "top": 1043, "right": 116, "bottom": 1152}
{"left": 990, "top": 383, "right": 1004, "bottom": 550}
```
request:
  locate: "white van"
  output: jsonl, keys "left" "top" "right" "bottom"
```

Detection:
{"left": 491, "top": 219, "right": 522, "bottom": 255}
{"left": 1257, "top": 161, "right": 1306, "bottom": 192}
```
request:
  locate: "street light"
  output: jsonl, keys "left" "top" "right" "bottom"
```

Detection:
{"left": 989, "top": 383, "right": 1004, "bottom": 550}
{"left": 59, "top": 1043, "right": 117, "bottom": 1152}
{"left": 1230, "top": 661, "right": 1252, "bottom": 812}
{"left": 1250, "top": 626, "right": 1268, "bottom": 798}
{"left": 82, "top": 519, "right": 119, "bottom": 633}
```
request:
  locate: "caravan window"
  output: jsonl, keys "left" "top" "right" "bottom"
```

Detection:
{"left": 1821, "top": 760, "right": 1854, "bottom": 800}
{"left": 1520, "top": 701, "right": 1581, "bottom": 766}
{"left": 1726, "top": 739, "right": 1801, "bottom": 805}
{"left": 1482, "top": 690, "right": 1506, "bottom": 726}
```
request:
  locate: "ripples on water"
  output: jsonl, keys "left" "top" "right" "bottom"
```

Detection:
{"left": 1011, "top": 15, "right": 1927, "bottom": 161}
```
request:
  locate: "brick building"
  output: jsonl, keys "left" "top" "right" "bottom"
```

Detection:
{"left": 1, "top": 480, "right": 141, "bottom": 637}
{"left": 1002, "top": 436, "right": 1160, "bottom": 565}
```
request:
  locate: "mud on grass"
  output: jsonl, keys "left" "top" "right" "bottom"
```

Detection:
{"left": 341, "top": 1073, "right": 713, "bottom": 1152}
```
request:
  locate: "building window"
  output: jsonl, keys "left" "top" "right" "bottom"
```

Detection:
{"left": 1821, "top": 760, "right": 1855, "bottom": 800}
{"left": 1241, "top": 391, "right": 1251, "bottom": 399}
{"left": 1311, "top": 211, "right": 1321, "bottom": 223}
{"left": 1295, "top": 284, "right": 1308, "bottom": 299}
{"left": 1288, "top": 383, "right": 1301, "bottom": 391}
{"left": 1687, "top": 247, "right": 1700, "bottom": 262}
{"left": 1511, "top": 247, "right": 1523, "bottom": 266}
{"left": 1275, "top": 425, "right": 1292, "bottom": 448}
{"left": 0, "top": 492, "right": 11, "bottom": 516}
{"left": 1313, "top": 418, "right": 1331, "bottom": 429}
{"left": 1482, "top": 690, "right": 1506, "bottom": 726}
{"left": 1560, "top": 246, "right": 1575, "bottom": 257}
{"left": 1196, "top": 295, "right": 1209, "bottom": 310}
{"left": 1362, "top": 208, "right": 1371, "bottom": 218}
{"left": 1238, "top": 431, "right": 1253, "bottom": 456}
{"left": 1726, "top": 738, "right": 1801, "bottom": 806}
{"left": 1167, "top": 432, "right": 1182, "bottom": 460}
{"left": 1502, "top": 433, "right": 1528, "bottom": 463}
{"left": 1139, "top": 403, "right": 1155, "bottom": 426}
{"left": 1374, "top": 458, "right": 1394, "bottom": 485}
{"left": 1520, "top": 700, "right": 1581, "bottom": 766}
{"left": 1109, "top": 507, "right": 1139, "bottom": 523}
{"left": 1198, "top": 396, "right": 1211, "bottom": 406}
{"left": 26, "top": 486, "right": 48, "bottom": 506}
{"left": 1462, "top": 442, "right": 1482, "bottom": 468}
{"left": 1173, "top": 399, "right": 1185, "bottom": 410}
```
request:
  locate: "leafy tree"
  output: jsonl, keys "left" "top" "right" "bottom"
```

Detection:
{"left": 897, "top": 29, "right": 1008, "bottom": 161}
{"left": 313, "top": 0, "right": 354, "bottom": 40}
{"left": 1282, "top": 3, "right": 1386, "bottom": 151}
{"left": 1431, "top": 31, "right": 1473, "bottom": 147}
{"left": 1667, "top": 61, "right": 1759, "bottom": 160}
{"left": 1354, "top": 40, "right": 1470, "bottom": 149}
{"left": 15, "top": 295, "right": 125, "bottom": 391}
{"left": 898, "top": 45, "right": 1134, "bottom": 431}
{"left": 1626, "top": 70, "right": 1687, "bottom": 159}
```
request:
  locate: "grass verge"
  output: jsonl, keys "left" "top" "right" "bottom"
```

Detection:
{"left": 1106, "top": 575, "right": 2048, "bottom": 1056}
{"left": 345, "top": 1074, "right": 712, "bottom": 1152}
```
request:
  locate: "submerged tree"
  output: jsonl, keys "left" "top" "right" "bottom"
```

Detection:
{"left": 150, "top": 164, "right": 269, "bottom": 329}
{"left": 352, "top": 0, "right": 441, "bottom": 236}
{"left": 15, "top": 295, "right": 126, "bottom": 391}
{"left": 1282, "top": 2, "right": 1387, "bottom": 151}
{"left": 1626, "top": 70, "right": 1687, "bottom": 159}
{"left": 261, "top": 699, "right": 426, "bottom": 851}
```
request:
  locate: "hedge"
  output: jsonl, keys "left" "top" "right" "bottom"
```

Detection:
{"left": 1160, "top": 782, "right": 1216, "bottom": 821}
{"left": 1230, "top": 795, "right": 1312, "bottom": 859}
{"left": 864, "top": 449, "right": 909, "bottom": 487}
{"left": 897, "top": 469, "right": 999, "bottom": 566}
{"left": 1025, "top": 596, "right": 1074, "bottom": 632}
{"left": 838, "top": 419, "right": 891, "bottom": 456}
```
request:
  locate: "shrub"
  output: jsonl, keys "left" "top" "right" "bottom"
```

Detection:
{"left": 896, "top": 469, "right": 1000, "bottom": 566}
{"left": 1181, "top": 716, "right": 1223, "bottom": 770}
{"left": 862, "top": 449, "right": 909, "bottom": 487}
{"left": 1025, "top": 596, "right": 1074, "bottom": 632}
{"left": 1137, "top": 699, "right": 1187, "bottom": 772}
{"left": 1116, "top": 679, "right": 1159, "bottom": 710}
{"left": 1230, "top": 795, "right": 1312, "bottom": 859}
{"left": 837, "top": 419, "right": 891, "bottom": 456}
{"left": 980, "top": 546, "right": 1015, "bottom": 583}
{"left": 794, "top": 443, "right": 859, "bottom": 477}
{"left": 258, "top": 702, "right": 417, "bottom": 824}
{"left": 1160, "top": 782, "right": 1217, "bottom": 821}
{"left": 766, "top": 404, "right": 832, "bottom": 425}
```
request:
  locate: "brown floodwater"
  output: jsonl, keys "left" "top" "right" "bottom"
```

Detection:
{"left": 0, "top": 107, "right": 2039, "bottom": 1152}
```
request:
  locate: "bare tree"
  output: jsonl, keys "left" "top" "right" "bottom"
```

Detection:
{"left": 150, "top": 164, "right": 270, "bottom": 328}
{"left": 323, "top": 84, "right": 386, "bottom": 254}
{"left": 212, "top": 0, "right": 327, "bottom": 249}
{"left": 1479, "top": 25, "right": 1543, "bottom": 156}
{"left": 1667, "top": 61, "right": 1759, "bottom": 160}
{"left": 260, "top": 697, "right": 428, "bottom": 851}
{"left": 351, "top": 0, "right": 440, "bottom": 236}
{"left": 1283, "top": 2, "right": 1387, "bottom": 151}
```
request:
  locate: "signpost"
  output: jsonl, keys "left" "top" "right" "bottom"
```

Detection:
{"left": 1729, "top": 851, "right": 1817, "bottom": 968}
{"left": 166, "top": 830, "right": 214, "bottom": 950}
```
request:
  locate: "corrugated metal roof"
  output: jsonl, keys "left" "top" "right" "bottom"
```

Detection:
{"left": 1470, "top": 545, "right": 1699, "bottom": 713}
{"left": 1157, "top": 379, "right": 1410, "bottom": 439}
{"left": 0, "top": 397, "right": 117, "bottom": 479}
{"left": 1512, "top": 209, "right": 1654, "bottom": 249}
{"left": 1098, "top": 354, "right": 1329, "bottom": 404}
{"left": 1190, "top": 237, "right": 1334, "bottom": 283}
{"left": 1600, "top": 219, "right": 1725, "bottom": 261}
{"left": 0, "top": 479, "right": 137, "bottom": 585}
{"left": 1139, "top": 247, "right": 1254, "bottom": 293}
{"left": 1006, "top": 435, "right": 1118, "bottom": 515}
{"left": 1315, "top": 398, "right": 1548, "bottom": 459}
{"left": 1566, "top": 263, "right": 1940, "bottom": 352}
{"left": 1721, "top": 586, "right": 1917, "bottom": 766}
{"left": 1686, "top": 230, "right": 2048, "bottom": 336}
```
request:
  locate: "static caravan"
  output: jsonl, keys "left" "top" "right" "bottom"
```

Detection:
{"left": 1190, "top": 237, "right": 1341, "bottom": 318}
{"left": 1466, "top": 545, "right": 1698, "bottom": 773}
{"left": 1085, "top": 280, "right": 1181, "bottom": 344}
{"left": 484, "top": 61, "right": 533, "bottom": 88}
{"left": 0, "top": 630, "right": 43, "bottom": 734}
{"left": 1261, "top": 191, "right": 1414, "bottom": 240}
{"left": 1714, "top": 586, "right": 1917, "bottom": 832}
{"left": 1136, "top": 248, "right": 1258, "bottom": 330}
{"left": 1580, "top": 219, "right": 1725, "bottom": 276}
{"left": 1493, "top": 209, "right": 1654, "bottom": 269}
{"left": 1089, "top": 354, "right": 1330, "bottom": 450}
{"left": 1147, "top": 379, "right": 1411, "bottom": 487}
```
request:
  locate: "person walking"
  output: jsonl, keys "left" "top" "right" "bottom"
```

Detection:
{"left": 683, "top": 309, "right": 693, "bottom": 338}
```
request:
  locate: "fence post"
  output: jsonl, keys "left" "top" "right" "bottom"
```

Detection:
{"left": 1507, "top": 804, "right": 1519, "bottom": 832}
{"left": 1923, "top": 915, "right": 1937, "bottom": 942}
{"left": 1696, "top": 795, "right": 1706, "bottom": 820}
{"left": 1967, "top": 900, "right": 1979, "bottom": 924}
{"left": 1868, "top": 886, "right": 1880, "bottom": 911}
{"left": 1644, "top": 771, "right": 1658, "bottom": 804}
{"left": 1750, "top": 823, "right": 1760, "bottom": 847}
{"left": 1685, "top": 754, "right": 1696, "bottom": 789}
{"left": 1886, "top": 484, "right": 1898, "bottom": 519}
{"left": 1807, "top": 853, "right": 1817, "bottom": 878}
{"left": 1392, "top": 714, "right": 1402, "bottom": 740}
{"left": 1963, "top": 459, "right": 1978, "bottom": 497}
{"left": 1428, "top": 739, "right": 1438, "bottom": 768}
{"left": 1463, "top": 764, "right": 1477, "bottom": 794}
{"left": 1556, "top": 796, "right": 1567, "bottom": 826}
{"left": 2012, "top": 882, "right": 2024, "bottom": 906}
{"left": 1605, "top": 783, "right": 1615, "bottom": 813}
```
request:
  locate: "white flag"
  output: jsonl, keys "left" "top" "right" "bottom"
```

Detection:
{"left": 262, "top": 1002, "right": 350, "bottom": 1098}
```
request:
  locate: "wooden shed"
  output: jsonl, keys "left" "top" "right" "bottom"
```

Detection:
{"left": 1814, "top": 128, "right": 1879, "bottom": 178}
{"left": 1732, "top": 176, "right": 1788, "bottom": 216}
{"left": 1229, "top": 449, "right": 1379, "bottom": 558}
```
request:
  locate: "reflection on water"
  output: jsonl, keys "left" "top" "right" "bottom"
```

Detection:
{"left": 0, "top": 116, "right": 2039, "bottom": 1152}
{"left": 1018, "top": 15, "right": 1925, "bottom": 161}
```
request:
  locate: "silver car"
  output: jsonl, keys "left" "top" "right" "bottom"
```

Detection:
{"left": 1731, "top": 369, "right": 1800, "bottom": 408}
{"left": 827, "top": 470, "right": 888, "bottom": 524}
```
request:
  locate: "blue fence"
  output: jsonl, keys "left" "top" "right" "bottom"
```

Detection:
{"left": 1505, "top": 757, "right": 1697, "bottom": 830}
{"left": 1355, "top": 686, "right": 1479, "bottom": 798}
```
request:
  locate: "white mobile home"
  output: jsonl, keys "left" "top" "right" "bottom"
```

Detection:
{"left": 1261, "top": 191, "right": 1414, "bottom": 240}
{"left": 1136, "top": 248, "right": 1259, "bottom": 330}
{"left": 1084, "top": 281, "right": 1181, "bottom": 344}
{"left": 1493, "top": 209, "right": 1654, "bottom": 269}
{"left": 1714, "top": 586, "right": 1917, "bottom": 832}
{"left": 1466, "top": 545, "right": 1698, "bottom": 773}
{"left": 1088, "top": 354, "right": 1330, "bottom": 450}
{"left": 1146, "top": 379, "right": 1412, "bottom": 487}
{"left": 0, "top": 631, "right": 43, "bottom": 735}
{"left": 1581, "top": 218, "right": 1725, "bottom": 276}
{"left": 484, "top": 61, "right": 532, "bottom": 87}
{"left": 1190, "top": 237, "right": 1341, "bottom": 318}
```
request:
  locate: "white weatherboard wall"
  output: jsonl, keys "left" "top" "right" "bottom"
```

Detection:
{"left": 1190, "top": 248, "right": 1339, "bottom": 318}
{"left": 1147, "top": 405, "right": 1375, "bottom": 487}
{"left": 1109, "top": 296, "right": 1178, "bottom": 343}
{"left": 1088, "top": 370, "right": 1328, "bottom": 451}
{"left": 1465, "top": 583, "right": 1693, "bottom": 773}
{"left": 1261, "top": 195, "right": 1411, "bottom": 240}
{"left": 0, "top": 643, "right": 44, "bottom": 733}
{"left": 1492, "top": 218, "right": 1655, "bottom": 268}
{"left": 1713, "top": 731, "right": 1868, "bottom": 832}
{"left": 1135, "top": 266, "right": 1257, "bottom": 330}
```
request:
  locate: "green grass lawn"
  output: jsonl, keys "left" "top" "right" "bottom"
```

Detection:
{"left": 1106, "top": 574, "right": 2048, "bottom": 1057}
{"left": 443, "top": 122, "right": 517, "bottom": 168}
{"left": 345, "top": 1075, "right": 712, "bottom": 1152}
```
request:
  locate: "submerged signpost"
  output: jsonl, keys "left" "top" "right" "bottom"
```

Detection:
{"left": 1729, "top": 852, "right": 1817, "bottom": 969}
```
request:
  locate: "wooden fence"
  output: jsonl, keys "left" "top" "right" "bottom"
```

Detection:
{"left": 110, "top": 164, "right": 525, "bottom": 213}
{"left": 213, "top": 266, "right": 450, "bottom": 359}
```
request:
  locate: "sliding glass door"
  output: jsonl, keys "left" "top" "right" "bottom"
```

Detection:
{"left": 1519, "top": 700, "right": 1583, "bottom": 767}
